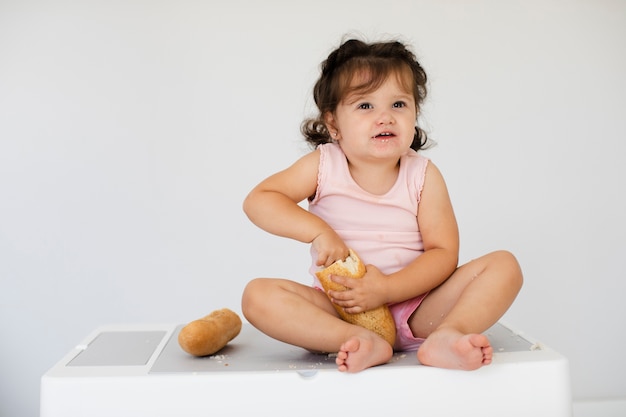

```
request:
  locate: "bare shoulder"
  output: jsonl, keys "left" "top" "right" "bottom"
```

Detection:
{"left": 276, "top": 148, "right": 321, "bottom": 185}
{"left": 289, "top": 147, "right": 321, "bottom": 173}
{"left": 252, "top": 148, "right": 321, "bottom": 202}
{"left": 419, "top": 160, "right": 455, "bottom": 221}
{"left": 422, "top": 160, "right": 450, "bottom": 197}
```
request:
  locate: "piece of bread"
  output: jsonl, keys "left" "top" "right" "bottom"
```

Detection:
{"left": 178, "top": 308, "right": 242, "bottom": 356}
{"left": 316, "top": 249, "right": 396, "bottom": 346}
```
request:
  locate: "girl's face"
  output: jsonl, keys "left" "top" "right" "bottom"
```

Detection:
{"left": 325, "top": 73, "right": 417, "bottom": 165}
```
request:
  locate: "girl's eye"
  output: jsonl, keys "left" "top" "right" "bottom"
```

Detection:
{"left": 393, "top": 101, "right": 406, "bottom": 108}
{"left": 358, "top": 103, "right": 373, "bottom": 110}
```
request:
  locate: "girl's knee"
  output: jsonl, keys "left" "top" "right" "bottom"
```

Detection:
{"left": 490, "top": 249, "right": 517, "bottom": 264}
{"left": 241, "top": 278, "right": 270, "bottom": 319}
{"left": 489, "top": 250, "right": 523, "bottom": 288}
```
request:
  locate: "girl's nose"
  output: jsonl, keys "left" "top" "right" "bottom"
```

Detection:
{"left": 377, "top": 111, "right": 394, "bottom": 125}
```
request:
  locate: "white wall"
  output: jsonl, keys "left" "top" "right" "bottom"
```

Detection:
{"left": 1, "top": 1, "right": 625, "bottom": 416}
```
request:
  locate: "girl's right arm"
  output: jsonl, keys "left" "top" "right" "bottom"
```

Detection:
{"left": 243, "top": 149, "right": 349, "bottom": 267}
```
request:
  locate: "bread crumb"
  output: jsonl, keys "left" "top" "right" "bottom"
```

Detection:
{"left": 209, "top": 354, "right": 226, "bottom": 360}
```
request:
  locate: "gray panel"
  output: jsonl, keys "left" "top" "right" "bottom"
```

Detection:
{"left": 68, "top": 331, "right": 166, "bottom": 366}
{"left": 149, "top": 323, "right": 533, "bottom": 374}
{"left": 486, "top": 322, "right": 535, "bottom": 353}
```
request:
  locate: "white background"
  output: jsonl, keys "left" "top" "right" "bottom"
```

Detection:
{"left": 1, "top": 1, "right": 625, "bottom": 416}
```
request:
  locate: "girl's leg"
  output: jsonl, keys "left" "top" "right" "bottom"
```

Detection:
{"left": 410, "top": 250, "right": 523, "bottom": 370}
{"left": 241, "top": 278, "right": 392, "bottom": 371}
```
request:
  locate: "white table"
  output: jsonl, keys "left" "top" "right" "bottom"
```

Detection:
{"left": 41, "top": 322, "right": 572, "bottom": 416}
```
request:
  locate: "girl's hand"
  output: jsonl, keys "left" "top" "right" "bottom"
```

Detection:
{"left": 311, "top": 230, "right": 349, "bottom": 268}
{"left": 327, "top": 264, "right": 388, "bottom": 313}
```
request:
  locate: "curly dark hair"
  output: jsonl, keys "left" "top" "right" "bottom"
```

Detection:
{"left": 301, "top": 38, "right": 431, "bottom": 152}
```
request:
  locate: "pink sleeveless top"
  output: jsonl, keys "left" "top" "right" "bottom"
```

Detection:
{"left": 308, "top": 143, "right": 429, "bottom": 287}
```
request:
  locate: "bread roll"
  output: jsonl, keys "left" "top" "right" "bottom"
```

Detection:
{"left": 316, "top": 249, "right": 396, "bottom": 346}
{"left": 178, "top": 308, "right": 242, "bottom": 356}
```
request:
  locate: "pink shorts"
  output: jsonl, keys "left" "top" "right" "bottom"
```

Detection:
{"left": 389, "top": 293, "right": 428, "bottom": 351}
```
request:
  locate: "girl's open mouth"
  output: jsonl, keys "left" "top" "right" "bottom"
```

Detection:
{"left": 374, "top": 132, "right": 395, "bottom": 139}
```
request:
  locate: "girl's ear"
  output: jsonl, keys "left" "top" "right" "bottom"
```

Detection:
{"left": 324, "top": 112, "right": 340, "bottom": 140}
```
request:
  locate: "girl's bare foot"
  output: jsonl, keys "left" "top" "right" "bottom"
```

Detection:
{"left": 417, "top": 327, "right": 493, "bottom": 370}
{"left": 335, "top": 333, "right": 393, "bottom": 372}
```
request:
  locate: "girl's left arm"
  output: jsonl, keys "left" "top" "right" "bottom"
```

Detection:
{"left": 383, "top": 161, "right": 460, "bottom": 303}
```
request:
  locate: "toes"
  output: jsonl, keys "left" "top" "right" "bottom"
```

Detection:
{"left": 469, "top": 333, "right": 491, "bottom": 348}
